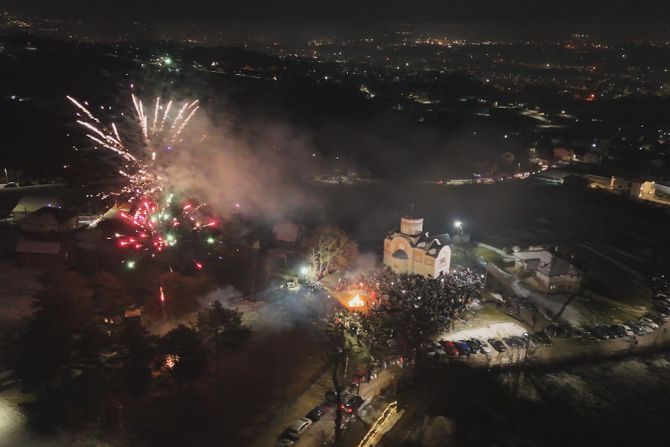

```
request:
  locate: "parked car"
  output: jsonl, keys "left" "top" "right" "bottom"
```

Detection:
{"left": 645, "top": 312, "right": 666, "bottom": 324}
{"left": 589, "top": 326, "right": 609, "bottom": 340}
{"left": 626, "top": 321, "right": 649, "bottom": 336}
{"left": 440, "top": 340, "right": 460, "bottom": 356}
{"left": 488, "top": 338, "right": 507, "bottom": 352}
{"left": 504, "top": 336, "right": 525, "bottom": 348}
{"left": 421, "top": 341, "right": 445, "bottom": 357}
{"left": 545, "top": 324, "right": 570, "bottom": 338}
{"left": 454, "top": 341, "right": 471, "bottom": 355}
{"left": 342, "top": 396, "right": 364, "bottom": 414}
{"left": 599, "top": 325, "right": 617, "bottom": 339}
{"left": 286, "top": 418, "right": 312, "bottom": 439}
{"left": 609, "top": 325, "right": 626, "bottom": 338}
{"left": 306, "top": 405, "right": 326, "bottom": 422}
{"left": 531, "top": 332, "right": 552, "bottom": 346}
{"left": 470, "top": 338, "right": 493, "bottom": 354}
{"left": 653, "top": 303, "right": 670, "bottom": 316}
{"left": 431, "top": 340, "right": 447, "bottom": 355}
{"left": 464, "top": 339, "right": 481, "bottom": 354}
{"left": 638, "top": 321, "right": 656, "bottom": 333}
{"left": 640, "top": 317, "right": 659, "bottom": 330}
{"left": 618, "top": 324, "right": 635, "bottom": 337}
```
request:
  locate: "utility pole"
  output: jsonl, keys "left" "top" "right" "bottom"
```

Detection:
{"left": 250, "top": 250, "right": 257, "bottom": 300}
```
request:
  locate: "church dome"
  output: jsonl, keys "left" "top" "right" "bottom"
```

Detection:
{"left": 400, "top": 216, "right": 423, "bottom": 236}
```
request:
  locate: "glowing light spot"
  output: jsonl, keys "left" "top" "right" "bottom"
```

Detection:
{"left": 348, "top": 294, "right": 365, "bottom": 308}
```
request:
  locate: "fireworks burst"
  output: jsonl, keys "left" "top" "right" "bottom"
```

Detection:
{"left": 68, "top": 93, "right": 218, "bottom": 267}
{"left": 67, "top": 94, "right": 199, "bottom": 191}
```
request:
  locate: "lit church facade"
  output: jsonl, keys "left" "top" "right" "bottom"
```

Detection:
{"left": 383, "top": 216, "right": 452, "bottom": 278}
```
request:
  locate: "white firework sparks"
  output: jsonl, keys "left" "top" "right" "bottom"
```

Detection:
{"left": 67, "top": 93, "right": 199, "bottom": 200}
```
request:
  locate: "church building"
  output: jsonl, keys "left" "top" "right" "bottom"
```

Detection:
{"left": 383, "top": 216, "right": 452, "bottom": 278}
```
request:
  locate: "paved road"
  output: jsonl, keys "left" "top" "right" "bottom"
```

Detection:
{"left": 250, "top": 367, "right": 400, "bottom": 447}
{"left": 297, "top": 369, "right": 398, "bottom": 447}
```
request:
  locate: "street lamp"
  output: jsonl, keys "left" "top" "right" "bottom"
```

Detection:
{"left": 299, "top": 265, "right": 309, "bottom": 276}
{"left": 454, "top": 220, "right": 463, "bottom": 235}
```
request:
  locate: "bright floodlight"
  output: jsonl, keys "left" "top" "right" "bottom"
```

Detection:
{"left": 454, "top": 220, "right": 462, "bottom": 228}
{"left": 299, "top": 265, "right": 309, "bottom": 276}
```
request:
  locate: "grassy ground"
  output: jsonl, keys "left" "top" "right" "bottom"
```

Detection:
{"left": 476, "top": 303, "right": 526, "bottom": 325}
{"left": 472, "top": 245, "right": 509, "bottom": 268}
{"left": 451, "top": 245, "right": 475, "bottom": 268}
{"left": 575, "top": 243, "right": 651, "bottom": 310}
{"left": 569, "top": 294, "right": 647, "bottom": 325}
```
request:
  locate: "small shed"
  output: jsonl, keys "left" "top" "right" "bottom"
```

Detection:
{"left": 20, "top": 207, "right": 77, "bottom": 234}
{"left": 11, "top": 196, "right": 63, "bottom": 221}
{"left": 15, "top": 237, "right": 69, "bottom": 268}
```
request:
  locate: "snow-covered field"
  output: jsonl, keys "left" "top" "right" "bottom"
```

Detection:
{"left": 0, "top": 261, "right": 43, "bottom": 326}
{"left": 438, "top": 321, "right": 528, "bottom": 342}
{"left": 0, "top": 387, "right": 116, "bottom": 447}
{"left": 437, "top": 302, "right": 530, "bottom": 342}
{"left": 499, "top": 354, "right": 670, "bottom": 413}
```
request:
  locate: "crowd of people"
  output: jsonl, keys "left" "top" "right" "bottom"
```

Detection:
{"left": 380, "top": 268, "right": 484, "bottom": 319}
{"left": 331, "top": 267, "right": 486, "bottom": 351}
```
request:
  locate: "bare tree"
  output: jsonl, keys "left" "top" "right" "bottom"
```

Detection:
{"left": 305, "top": 227, "right": 358, "bottom": 280}
{"left": 325, "top": 317, "right": 352, "bottom": 446}
{"left": 197, "top": 300, "right": 251, "bottom": 378}
{"left": 511, "top": 334, "right": 539, "bottom": 398}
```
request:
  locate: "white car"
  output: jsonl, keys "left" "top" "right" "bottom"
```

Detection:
{"left": 431, "top": 340, "right": 446, "bottom": 356}
{"left": 640, "top": 318, "right": 659, "bottom": 330}
{"left": 618, "top": 324, "right": 635, "bottom": 337}
{"left": 422, "top": 342, "right": 445, "bottom": 357}
{"left": 476, "top": 339, "right": 493, "bottom": 354}
{"left": 287, "top": 418, "right": 312, "bottom": 438}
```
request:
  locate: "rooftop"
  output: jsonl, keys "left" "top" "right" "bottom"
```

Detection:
{"left": 515, "top": 249, "right": 579, "bottom": 277}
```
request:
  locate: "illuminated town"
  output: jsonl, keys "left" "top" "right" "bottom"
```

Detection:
{"left": 1, "top": 3, "right": 670, "bottom": 447}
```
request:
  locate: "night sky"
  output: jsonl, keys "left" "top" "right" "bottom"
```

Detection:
{"left": 5, "top": 0, "right": 670, "bottom": 29}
